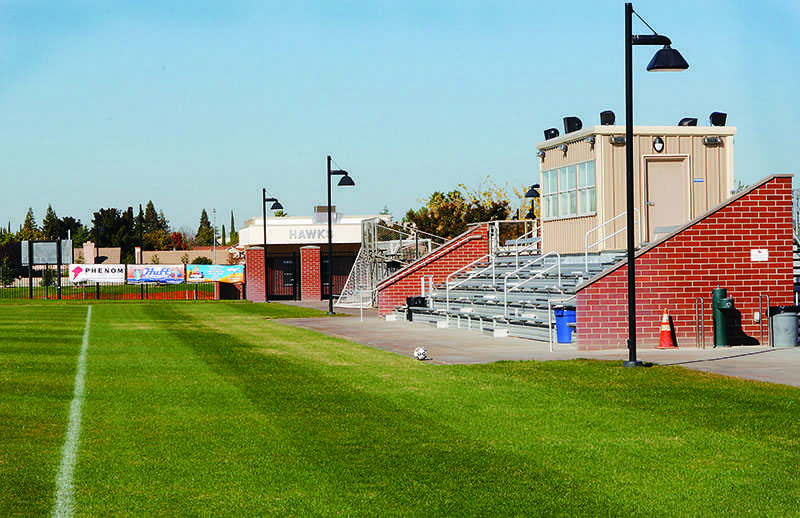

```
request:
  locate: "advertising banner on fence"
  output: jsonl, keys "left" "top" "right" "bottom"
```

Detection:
{"left": 69, "top": 264, "right": 126, "bottom": 283}
{"left": 186, "top": 264, "right": 244, "bottom": 284}
{"left": 126, "top": 265, "right": 185, "bottom": 284}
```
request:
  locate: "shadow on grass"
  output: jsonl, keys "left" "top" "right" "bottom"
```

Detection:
{"left": 150, "top": 304, "right": 630, "bottom": 517}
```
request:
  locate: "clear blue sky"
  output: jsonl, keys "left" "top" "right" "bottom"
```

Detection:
{"left": 1, "top": 0, "right": 798, "bottom": 233}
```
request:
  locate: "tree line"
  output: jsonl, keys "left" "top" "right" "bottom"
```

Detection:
{"left": 0, "top": 202, "right": 240, "bottom": 264}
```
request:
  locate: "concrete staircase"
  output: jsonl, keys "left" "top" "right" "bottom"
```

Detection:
{"left": 392, "top": 250, "right": 626, "bottom": 342}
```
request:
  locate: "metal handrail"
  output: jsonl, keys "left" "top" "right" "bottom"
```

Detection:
{"left": 695, "top": 297, "right": 705, "bottom": 348}
{"left": 502, "top": 251, "right": 562, "bottom": 317}
{"left": 584, "top": 208, "right": 642, "bottom": 271}
{"left": 511, "top": 224, "right": 541, "bottom": 268}
{"left": 759, "top": 294, "right": 771, "bottom": 347}
{"left": 445, "top": 254, "right": 495, "bottom": 315}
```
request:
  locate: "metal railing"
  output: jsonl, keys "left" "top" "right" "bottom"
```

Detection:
{"left": 509, "top": 225, "right": 542, "bottom": 268}
{"left": 584, "top": 208, "right": 642, "bottom": 271}
{"left": 487, "top": 219, "right": 538, "bottom": 257}
{"left": 503, "top": 251, "right": 562, "bottom": 318}
{"left": 695, "top": 297, "right": 705, "bottom": 348}
{"left": 445, "top": 254, "right": 495, "bottom": 315}
{"left": 759, "top": 294, "right": 771, "bottom": 347}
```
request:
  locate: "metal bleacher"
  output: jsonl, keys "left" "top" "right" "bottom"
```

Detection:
{"left": 393, "top": 225, "right": 625, "bottom": 342}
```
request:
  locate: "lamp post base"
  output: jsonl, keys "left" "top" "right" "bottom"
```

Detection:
{"left": 623, "top": 360, "right": 645, "bottom": 368}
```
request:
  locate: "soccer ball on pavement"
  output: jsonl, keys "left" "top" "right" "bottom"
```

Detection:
{"left": 413, "top": 347, "right": 428, "bottom": 361}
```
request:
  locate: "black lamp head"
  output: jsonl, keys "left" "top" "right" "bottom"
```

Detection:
{"left": 710, "top": 112, "right": 727, "bottom": 126}
{"left": 337, "top": 174, "right": 355, "bottom": 187}
{"left": 544, "top": 128, "right": 560, "bottom": 140}
{"left": 270, "top": 201, "right": 283, "bottom": 210}
{"left": 646, "top": 45, "right": 689, "bottom": 72}
{"left": 525, "top": 184, "right": 540, "bottom": 198}
{"left": 563, "top": 116, "right": 583, "bottom": 134}
{"left": 600, "top": 110, "right": 616, "bottom": 125}
{"left": 678, "top": 117, "right": 698, "bottom": 127}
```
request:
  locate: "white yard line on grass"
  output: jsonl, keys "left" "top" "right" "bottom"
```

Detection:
{"left": 51, "top": 305, "right": 92, "bottom": 518}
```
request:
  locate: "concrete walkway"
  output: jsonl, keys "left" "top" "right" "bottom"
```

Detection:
{"left": 278, "top": 301, "right": 800, "bottom": 388}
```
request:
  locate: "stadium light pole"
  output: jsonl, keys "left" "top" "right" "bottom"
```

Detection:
{"left": 326, "top": 155, "right": 355, "bottom": 314}
{"left": 212, "top": 208, "right": 217, "bottom": 264}
{"left": 623, "top": 2, "right": 688, "bottom": 367}
{"left": 262, "top": 188, "right": 283, "bottom": 303}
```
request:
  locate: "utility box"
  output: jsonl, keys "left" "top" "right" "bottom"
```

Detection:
{"left": 769, "top": 306, "right": 799, "bottom": 348}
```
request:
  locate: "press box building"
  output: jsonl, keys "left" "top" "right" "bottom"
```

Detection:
{"left": 535, "top": 113, "right": 735, "bottom": 254}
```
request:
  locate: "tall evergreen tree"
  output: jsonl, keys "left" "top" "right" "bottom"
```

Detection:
{"left": 195, "top": 209, "right": 214, "bottom": 246}
{"left": 228, "top": 210, "right": 238, "bottom": 244}
{"left": 157, "top": 210, "right": 169, "bottom": 232}
{"left": 17, "top": 207, "right": 40, "bottom": 240}
{"left": 144, "top": 201, "right": 159, "bottom": 233}
{"left": 221, "top": 224, "right": 226, "bottom": 246}
{"left": 41, "top": 205, "right": 61, "bottom": 239}
{"left": 136, "top": 205, "right": 145, "bottom": 246}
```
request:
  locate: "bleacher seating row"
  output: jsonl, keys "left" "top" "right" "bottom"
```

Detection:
{"left": 392, "top": 250, "right": 626, "bottom": 342}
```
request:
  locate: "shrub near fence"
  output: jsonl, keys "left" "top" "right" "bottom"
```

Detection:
{"left": 0, "top": 264, "right": 230, "bottom": 301}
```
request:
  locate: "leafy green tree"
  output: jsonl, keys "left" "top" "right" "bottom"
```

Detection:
{"left": 60, "top": 216, "right": 89, "bottom": 244}
{"left": 40, "top": 268, "right": 56, "bottom": 287}
{"left": 403, "top": 180, "right": 512, "bottom": 239}
{"left": 41, "top": 205, "right": 61, "bottom": 239}
{"left": 0, "top": 257, "right": 15, "bottom": 287}
{"left": 191, "top": 256, "right": 212, "bottom": 265}
{"left": 195, "top": 209, "right": 214, "bottom": 246}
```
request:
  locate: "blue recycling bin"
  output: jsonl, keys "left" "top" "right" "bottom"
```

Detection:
{"left": 555, "top": 308, "right": 576, "bottom": 343}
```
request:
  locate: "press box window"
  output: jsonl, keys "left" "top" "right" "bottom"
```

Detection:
{"left": 541, "top": 160, "right": 595, "bottom": 220}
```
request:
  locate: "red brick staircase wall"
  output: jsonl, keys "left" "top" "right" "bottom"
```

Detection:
{"left": 376, "top": 224, "right": 489, "bottom": 315}
{"left": 576, "top": 174, "right": 793, "bottom": 350}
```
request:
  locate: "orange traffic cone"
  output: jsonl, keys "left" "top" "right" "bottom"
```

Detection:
{"left": 657, "top": 309, "right": 677, "bottom": 349}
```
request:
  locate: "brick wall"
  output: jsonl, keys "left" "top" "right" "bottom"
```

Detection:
{"left": 376, "top": 224, "right": 489, "bottom": 314}
{"left": 245, "top": 248, "right": 265, "bottom": 302}
{"left": 300, "top": 246, "right": 322, "bottom": 301}
{"left": 576, "top": 175, "right": 793, "bottom": 350}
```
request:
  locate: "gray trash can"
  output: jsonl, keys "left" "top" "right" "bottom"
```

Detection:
{"left": 770, "top": 306, "right": 799, "bottom": 348}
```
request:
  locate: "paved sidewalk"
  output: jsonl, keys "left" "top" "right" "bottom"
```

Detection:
{"left": 278, "top": 301, "right": 800, "bottom": 388}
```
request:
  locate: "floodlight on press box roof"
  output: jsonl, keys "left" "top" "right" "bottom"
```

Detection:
{"left": 544, "top": 128, "right": 560, "bottom": 140}
{"left": 678, "top": 117, "right": 698, "bottom": 127}
{"left": 563, "top": 116, "right": 583, "bottom": 134}
{"left": 710, "top": 112, "right": 727, "bottom": 126}
{"left": 600, "top": 110, "right": 616, "bottom": 125}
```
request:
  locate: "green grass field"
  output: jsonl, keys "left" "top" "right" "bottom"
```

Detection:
{"left": 1, "top": 302, "right": 798, "bottom": 517}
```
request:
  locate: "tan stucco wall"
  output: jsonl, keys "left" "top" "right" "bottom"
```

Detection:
{"left": 537, "top": 125, "right": 736, "bottom": 254}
